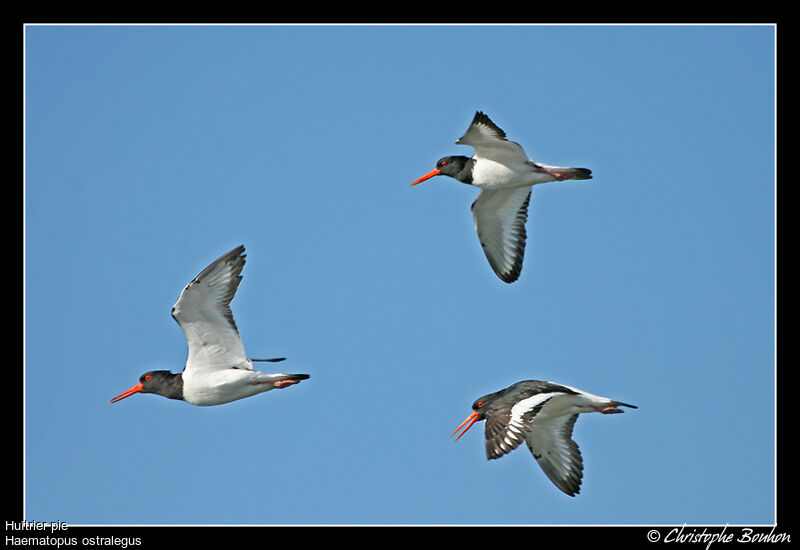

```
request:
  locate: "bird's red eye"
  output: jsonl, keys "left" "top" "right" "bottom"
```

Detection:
{"left": 144, "top": 374, "right": 152, "bottom": 381}
{"left": 477, "top": 401, "right": 484, "bottom": 408}
{"left": 441, "top": 161, "right": 448, "bottom": 167}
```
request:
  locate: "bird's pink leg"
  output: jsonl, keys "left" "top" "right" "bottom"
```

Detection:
{"left": 273, "top": 379, "right": 301, "bottom": 389}
{"left": 250, "top": 379, "right": 301, "bottom": 388}
{"left": 534, "top": 168, "right": 574, "bottom": 181}
{"left": 594, "top": 405, "right": 624, "bottom": 414}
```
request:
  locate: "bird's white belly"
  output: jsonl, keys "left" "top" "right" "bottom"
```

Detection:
{"left": 182, "top": 368, "right": 273, "bottom": 406}
{"left": 538, "top": 393, "right": 606, "bottom": 418}
{"left": 471, "top": 158, "right": 552, "bottom": 189}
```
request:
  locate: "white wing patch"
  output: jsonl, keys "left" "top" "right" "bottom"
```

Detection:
{"left": 471, "top": 187, "right": 531, "bottom": 283}
{"left": 171, "top": 246, "right": 249, "bottom": 373}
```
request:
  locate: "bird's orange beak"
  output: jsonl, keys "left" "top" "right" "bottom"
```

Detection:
{"left": 110, "top": 382, "right": 143, "bottom": 404}
{"left": 451, "top": 411, "right": 479, "bottom": 441}
{"left": 410, "top": 168, "right": 441, "bottom": 186}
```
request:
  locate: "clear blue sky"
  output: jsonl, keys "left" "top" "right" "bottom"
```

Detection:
{"left": 24, "top": 24, "right": 775, "bottom": 525}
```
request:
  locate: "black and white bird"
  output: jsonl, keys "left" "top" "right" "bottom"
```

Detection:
{"left": 410, "top": 111, "right": 592, "bottom": 283}
{"left": 110, "top": 245, "right": 309, "bottom": 406}
{"left": 451, "top": 380, "right": 636, "bottom": 496}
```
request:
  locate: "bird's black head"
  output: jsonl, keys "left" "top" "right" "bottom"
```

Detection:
{"left": 410, "top": 155, "right": 474, "bottom": 186}
{"left": 138, "top": 371, "right": 180, "bottom": 394}
{"left": 436, "top": 156, "right": 471, "bottom": 179}
{"left": 452, "top": 395, "right": 491, "bottom": 441}
{"left": 471, "top": 393, "right": 496, "bottom": 420}
{"left": 110, "top": 370, "right": 184, "bottom": 403}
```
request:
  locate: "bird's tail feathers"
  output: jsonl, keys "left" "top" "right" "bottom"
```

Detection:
{"left": 569, "top": 168, "right": 593, "bottom": 180}
{"left": 532, "top": 163, "right": 593, "bottom": 181}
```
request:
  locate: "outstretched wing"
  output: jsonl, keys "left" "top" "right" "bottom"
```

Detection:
{"left": 483, "top": 389, "right": 563, "bottom": 460}
{"left": 526, "top": 413, "right": 584, "bottom": 496}
{"left": 471, "top": 187, "right": 531, "bottom": 283}
{"left": 171, "top": 246, "right": 249, "bottom": 373}
{"left": 456, "top": 111, "right": 530, "bottom": 165}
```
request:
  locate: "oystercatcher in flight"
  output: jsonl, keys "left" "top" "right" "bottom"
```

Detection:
{"left": 411, "top": 111, "right": 592, "bottom": 283}
{"left": 110, "top": 245, "right": 309, "bottom": 406}
{"left": 452, "top": 379, "right": 636, "bottom": 496}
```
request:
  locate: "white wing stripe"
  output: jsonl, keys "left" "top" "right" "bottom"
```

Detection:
{"left": 509, "top": 392, "right": 563, "bottom": 423}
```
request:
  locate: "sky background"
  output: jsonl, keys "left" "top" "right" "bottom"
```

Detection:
{"left": 24, "top": 25, "right": 775, "bottom": 525}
